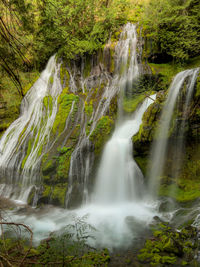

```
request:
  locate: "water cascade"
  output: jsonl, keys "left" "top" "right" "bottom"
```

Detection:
{"left": 68, "top": 24, "right": 159, "bottom": 248}
{"left": 0, "top": 56, "right": 63, "bottom": 203}
{"left": 65, "top": 23, "right": 140, "bottom": 207}
{"left": 0, "top": 23, "right": 160, "bottom": 248}
{"left": 148, "top": 68, "right": 200, "bottom": 198}
{"left": 93, "top": 96, "right": 156, "bottom": 204}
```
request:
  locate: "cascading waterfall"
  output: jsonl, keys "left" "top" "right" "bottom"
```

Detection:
{"left": 148, "top": 68, "right": 200, "bottom": 198}
{"left": 0, "top": 55, "right": 63, "bottom": 203}
{"left": 93, "top": 96, "right": 156, "bottom": 204}
{"left": 65, "top": 23, "right": 140, "bottom": 207}
{"left": 0, "top": 23, "right": 160, "bottom": 248}
{"left": 68, "top": 24, "right": 159, "bottom": 248}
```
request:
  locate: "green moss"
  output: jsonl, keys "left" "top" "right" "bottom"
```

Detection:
{"left": 42, "top": 184, "right": 51, "bottom": 198}
{"left": 18, "top": 125, "right": 28, "bottom": 144}
{"left": 159, "top": 180, "right": 200, "bottom": 203}
{"left": 52, "top": 93, "right": 79, "bottom": 135}
{"left": 56, "top": 147, "right": 72, "bottom": 181}
{"left": 43, "top": 96, "right": 48, "bottom": 110}
{"left": 21, "top": 138, "right": 33, "bottom": 169}
{"left": 149, "top": 62, "right": 180, "bottom": 80}
{"left": 90, "top": 116, "right": 114, "bottom": 155}
{"left": 110, "top": 47, "right": 115, "bottom": 73}
{"left": 49, "top": 76, "right": 54, "bottom": 84}
{"left": 37, "top": 143, "right": 43, "bottom": 157}
{"left": 134, "top": 156, "right": 148, "bottom": 175}
{"left": 27, "top": 189, "right": 35, "bottom": 205}
{"left": 148, "top": 56, "right": 200, "bottom": 91}
{"left": 51, "top": 183, "right": 67, "bottom": 206}
{"left": 43, "top": 95, "right": 53, "bottom": 115}
{"left": 57, "top": 146, "right": 71, "bottom": 154}
{"left": 83, "top": 57, "right": 91, "bottom": 78}
{"left": 85, "top": 100, "right": 93, "bottom": 117}
{"left": 60, "top": 63, "right": 70, "bottom": 86}
{"left": 22, "top": 73, "right": 40, "bottom": 95}
{"left": 42, "top": 159, "right": 55, "bottom": 176}
{"left": 33, "top": 127, "right": 42, "bottom": 150}
{"left": 0, "top": 122, "right": 12, "bottom": 139}
{"left": 195, "top": 72, "right": 200, "bottom": 97}
{"left": 133, "top": 99, "right": 161, "bottom": 144}
{"left": 123, "top": 94, "right": 146, "bottom": 113}
{"left": 138, "top": 222, "right": 197, "bottom": 266}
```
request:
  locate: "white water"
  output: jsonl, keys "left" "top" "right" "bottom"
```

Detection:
{"left": 93, "top": 95, "right": 156, "bottom": 204}
{"left": 0, "top": 56, "right": 63, "bottom": 203}
{"left": 148, "top": 68, "right": 200, "bottom": 197}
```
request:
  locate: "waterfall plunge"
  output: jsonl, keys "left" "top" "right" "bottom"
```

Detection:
{"left": 72, "top": 97, "right": 159, "bottom": 249}
{"left": 148, "top": 68, "right": 200, "bottom": 198}
{"left": 93, "top": 96, "right": 156, "bottom": 204}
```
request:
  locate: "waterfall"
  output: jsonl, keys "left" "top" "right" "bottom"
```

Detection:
{"left": 70, "top": 24, "right": 158, "bottom": 248}
{"left": 65, "top": 23, "right": 140, "bottom": 207}
{"left": 93, "top": 96, "right": 156, "bottom": 204}
{"left": 148, "top": 68, "right": 199, "bottom": 198}
{"left": 0, "top": 56, "right": 62, "bottom": 203}
{"left": 0, "top": 23, "right": 161, "bottom": 249}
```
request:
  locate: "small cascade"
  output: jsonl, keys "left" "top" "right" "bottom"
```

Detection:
{"left": 0, "top": 56, "right": 63, "bottom": 203}
{"left": 93, "top": 95, "right": 156, "bottom": 204}
{"left": 148, "top": 68, "right": 200, "bottom": 198}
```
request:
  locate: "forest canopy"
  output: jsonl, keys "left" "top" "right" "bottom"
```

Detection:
{"left": 0, "top": 0, "right": 199, "bottom": 95}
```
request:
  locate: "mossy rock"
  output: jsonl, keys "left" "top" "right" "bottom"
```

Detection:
{"left": 138, "top": 222, "right": 197, "bottom": 266}
{"left": 42, "top": 159, "right": 56, "bottom": 176}
{"left": 40, "top": 183, "right": 67, "bottom": 207}
{"left": 133, "top": 94, "right": 163, "bottom": 147}
{"left": 52, "top": 93, "right": 79, "bottom": 135}
{"left": 89, "top": 116, "right": 114, "bottom": 155}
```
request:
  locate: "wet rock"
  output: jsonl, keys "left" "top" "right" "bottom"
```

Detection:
{"left": 159, "top": 197, "right": 178, "bottom": 212}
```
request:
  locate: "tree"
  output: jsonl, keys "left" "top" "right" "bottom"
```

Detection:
{"left": 0, "top": 0, "right": 37, "bottom": 96}
{"left": 142, "top": 0, "right": 200, "bottom": 62}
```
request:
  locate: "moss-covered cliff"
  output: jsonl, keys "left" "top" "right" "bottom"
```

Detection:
{"left": 38, "top": 50, "right": 118, "bottom": 207}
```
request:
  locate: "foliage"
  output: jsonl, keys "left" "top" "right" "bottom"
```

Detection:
{"left": 138, "top": 222, "right": 198, "bottom": 266}
{"left": 0, "top": 0, "right": 37, "bottom": 95}
{"left": 34, "top": 0, "right": 130, "bottom": 66}
{"left": 0, "top": 215, "right": 110, "bottom": 266}
{"left": 142, "top": 0, "right": 200, "bottom": 62}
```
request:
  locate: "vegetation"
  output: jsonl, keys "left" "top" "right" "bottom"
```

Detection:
{"left": 138, "top": 221, "right": 198, "bottom": 266}
{"left": 0, "top": 215, "right": 110, "bottom": 266}
{"left": 142, "top": 0, "right": 200, "bottom": 62}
